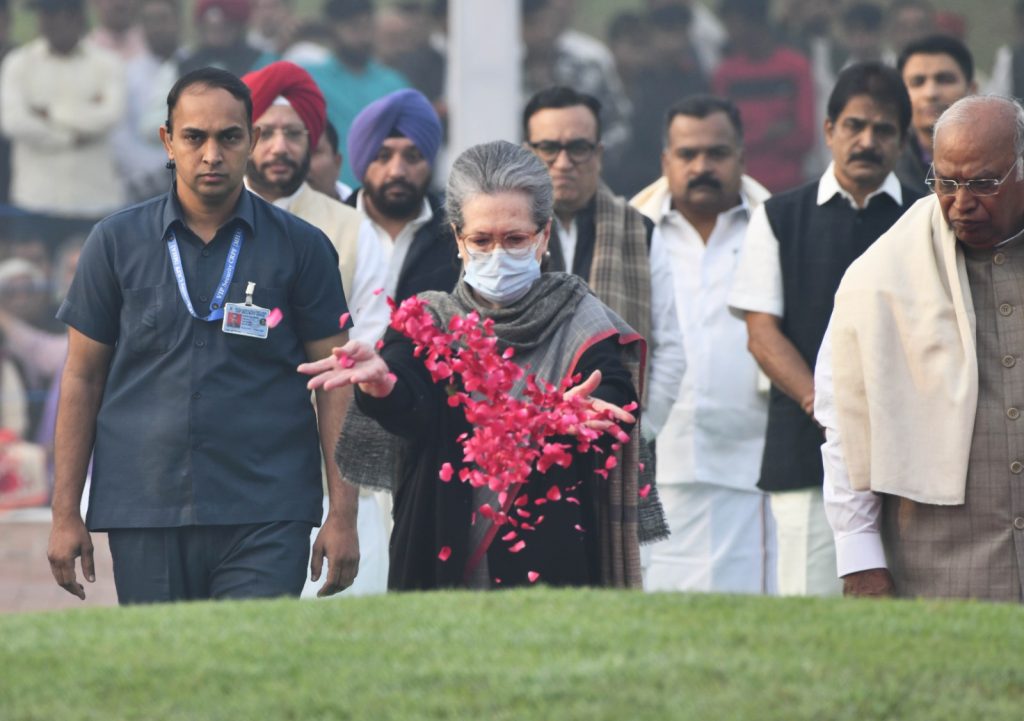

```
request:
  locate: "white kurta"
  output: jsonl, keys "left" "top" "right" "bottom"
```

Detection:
{"left": 0, "top": 38, "right": 125, "bottom": 217}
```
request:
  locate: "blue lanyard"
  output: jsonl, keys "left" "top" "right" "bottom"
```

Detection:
{"left": 166, "top": 227, "right": 243, "bottom": 321}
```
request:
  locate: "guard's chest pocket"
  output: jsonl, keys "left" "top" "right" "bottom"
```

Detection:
{"left": 122, "top": 283, "right": 180, "bottom": 355}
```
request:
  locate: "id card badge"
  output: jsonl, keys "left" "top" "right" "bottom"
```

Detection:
{"left": 221, "top": 282, "right": 269, "bottom": 339}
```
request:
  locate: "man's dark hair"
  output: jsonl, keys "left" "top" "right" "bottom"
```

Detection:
{"left": 324, "top": 0, "right": 372, "bottom": 21}
{"left": 323, "top": 119, "right": 340, "bottom": 155}
{"left": 648, "top": 4, "right": 692, "bottom": 29}
{"left": 607, "top": 11, "right": 644, "bottom": 44}
{"left": 827, "top": 61, "right": 912, "bottom": 138}
{"left": 718, "top": 0, "right": 767, "bottom": 23}
{"left": 897, "top": 33, "right": 974, "bottom": 83}
{"left": 663, "top": 95, "right": 743, "bottom": 147}
{"left": 522, "top": 86, "right": 603, "bottom": 141}
{"left": 165, "top": 67, "right": 253, "bottom": 134}
{"left": 843, "top": 2, "right": 884, "bottom": 31}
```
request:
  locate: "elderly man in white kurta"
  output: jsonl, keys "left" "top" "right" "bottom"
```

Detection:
{"left": 820, "top": 95, "right": 1024, "bottom": 601}
{"left": 632, "top": 96, "right": 775, "bottom": 593}
{"left": 0, "top": 0, "right": 124, "bottom": 219}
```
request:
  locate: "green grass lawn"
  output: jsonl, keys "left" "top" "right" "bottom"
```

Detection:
{"left": 3, "top": 588, "right": 1024, "bottom": 720}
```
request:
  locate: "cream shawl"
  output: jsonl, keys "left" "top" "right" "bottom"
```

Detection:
{"left": 830, "top": 194, "right": 976, "bottom": 505}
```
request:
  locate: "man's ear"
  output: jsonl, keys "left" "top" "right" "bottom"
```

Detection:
{"left": 159, "top": 125, "right": 173, "bottom": 162}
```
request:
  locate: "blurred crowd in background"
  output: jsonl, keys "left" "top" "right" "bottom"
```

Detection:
{"left": 0, "top": 0, "right": 1020, "bottom": 510}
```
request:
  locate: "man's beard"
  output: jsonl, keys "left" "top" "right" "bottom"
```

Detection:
{"left": 247, "top": 151, "right": 311, "bottom": 199}
{"left": 364, "top": 176, "right": 429, "bottom": 220}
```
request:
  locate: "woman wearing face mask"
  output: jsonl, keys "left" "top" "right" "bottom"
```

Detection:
{"left": 300, "top": 140, "right": 645, "bottom": 591}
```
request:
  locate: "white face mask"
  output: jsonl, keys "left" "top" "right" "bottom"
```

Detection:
{"left": 462, "top": 245, "right": 541, "bottom": 304}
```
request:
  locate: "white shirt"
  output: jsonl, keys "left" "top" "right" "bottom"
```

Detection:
{"left": 815, "top": 324, "right": 888, "bottom": 577}
{"left": 728, "top": 164, "right": 904, "bottom": 319}
{"left": 0, "top": 38, "right": 125, "bottom": 217}
{"left": 356, "top": 193, "right": 434, "bottom": 297}
{"left": 113, "top": 51, "right": 177, "bottom": 194}
{"left": 654, "top": 193, "right": 766, "bottom": 489}
{"left": 644, "top": 225, "right": 688, "bottom": 439}
{"left": 554, "top": 216, "right": 578, "bottom": 274}
{"left": 261, "top": 182, "right": 392, "bottom": 344}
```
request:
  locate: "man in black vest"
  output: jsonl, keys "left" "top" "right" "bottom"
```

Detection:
{"left": 728, "top": 62, "right": 923, "bottom": 596}
{"left": 893, "top": 34, "right": 975, "bottom": 193}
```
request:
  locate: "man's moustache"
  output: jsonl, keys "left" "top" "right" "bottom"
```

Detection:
{"left": 381, "top": 180, "right": 417, "bottom": 195}
{"left": 688, "top": 174, "right": 722, "bottom": 190}
{"left": 849, "top": 151, "right": 883, "bottom": 164}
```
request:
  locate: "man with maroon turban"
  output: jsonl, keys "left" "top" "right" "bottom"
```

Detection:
{"left": 243, "top": 60, "right": 391, "bottom": 595}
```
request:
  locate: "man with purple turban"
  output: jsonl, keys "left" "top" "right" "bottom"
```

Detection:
{"left": 243, "top": 60, "right": 392, "bottom": 595}
{"left": 345, "top": 87, "right": 458, "bottom": 303}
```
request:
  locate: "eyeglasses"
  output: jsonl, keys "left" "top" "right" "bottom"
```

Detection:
{"left": 458, "top": 228, "right": 544, "bottom": 259}
{"left": 528, "top": 139, "right": 598, "bottom": 165}
{"left": 925, "top": 158, "right": 1021, "bottom": 197}
{"left": 255, "top": 125, "right": 309, "bottom": 145}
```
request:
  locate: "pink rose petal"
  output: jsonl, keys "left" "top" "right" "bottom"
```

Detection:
{"left": 574, "top": 524, "right": 585, "bottom": 532}
{"left": 527, "top": 571, "right": 540, "bottom": 583}
{"left": 438, "top": 463, "right": 453, "bottom": 482}
{"left": 438, "top": 546, "right": 452, "bottom": 561}
{"left": 501, "top": 531, "right": 517, "bottom": 542}
{"left": 376, "top": 339, "right": 385, "bottom": 350}
{"left": 639, "top": 483, "right": 651, "bottom": 499}
{"left": 338, "top": 312, "right": 351, "bottom": 328}
{"left": 509, "top": 540, "right": 526, "bottom": 553}
{"left": 372, "top": 287, "right": 385, "bottom": 295}
{"left": 266, "top": 307, "right": 284, "bottom": 329}
{"left": 546, "top": 485, "right": 562, "bottom": 502}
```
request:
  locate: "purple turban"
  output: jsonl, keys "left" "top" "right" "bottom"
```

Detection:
{"left": 346, "top": 89, "right": 442, "bottom": 182}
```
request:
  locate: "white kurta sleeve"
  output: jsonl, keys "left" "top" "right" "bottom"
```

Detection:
{"left": 727, "top": 203, "right": 784, "bottom": 319}
{"left": 816, "top": 322, "right": 888, "bottom": 577}
{"left": 642, "top": 226, "right": 686, "bottom": 439}
{"left": 49, "top": 53, "right": 125, "bottom": 139}
{"left": 0, "top": 50, "right": 75, "bottom": 150}
{"left": 346, "top": 219, "right": 392, "bottom": 345}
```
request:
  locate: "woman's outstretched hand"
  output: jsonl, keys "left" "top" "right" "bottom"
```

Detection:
{"left": 563, "top": 370, "right": 636, "bottom": 432}
{"left": 298, "top": 340, "right": 396, "bottom": 397}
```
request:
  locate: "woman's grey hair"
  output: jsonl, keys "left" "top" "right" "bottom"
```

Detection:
{"left": 445, "top": 140, "right": 554, "bottom": 232}
{"left": 933, "top": 94, "right": 1024, "bottom": 180}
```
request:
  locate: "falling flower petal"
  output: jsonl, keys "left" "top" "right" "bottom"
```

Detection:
{"left": 376, "top": 339, "right": 385, "bottom": 350}
{"left": 604, "top": 455, "right": 618, "bottom": 470}
{"left": 266, "top": 307, "right": 284, "bottom": 328}
{"left": 527, "top": 571, "right": 540, "bottom": 583}
{"left": 546, "top": 485, "right": 562, "bottom": 502}
{"left": 438, "top": 463, "right": 454, "bottom": 482}
{"left": 574, "top": 524, "right": 585, "bottom": 532}
{"left": 566, "top": 496, "right": 580, "bottom": 505}
{"left": 639, "top": 483, "right": 651, "bottom": 499}
{"left": 372, "top": 287, "right": 385, "bottom": 295}
{"left": 501, "top": 531, "right": 517, "bottom": 542}
{"left": 509, "top": 540, "right": 527, "bottom": 553}
{"left": 638, "top": 462, "right": 645, "bottom": 472}
{"left": 339, "top": 312, "right": 351, "bottom": 328}
{"left": 438, "top": 546, "right": 452, "bottom": 561}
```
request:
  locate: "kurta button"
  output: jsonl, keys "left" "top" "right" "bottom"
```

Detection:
{"left": 192, "top": 391, "right": 201, "bottom": 400}
{"left": 1000, "top": 303, "right": 1013, "bottom": 316}
{"left": 1009, "top": 407, "right": 1021, "bottom": 420}
{"left": 195, "top": 339, "right": 206, "bottom": 348}
{"left": 1003, "top": 355, "right": 1017, "bottom": 368}
{"left": 199, "top": 294, "right": 209, "bottom": 302}
{"left": 1011, "top": 461, "right": 1023, "bottom": 474}
{"left": 994, "top": 253, "right": 1006, "bottom": 265}
{"left": 201, "top": 249, "right": 210, "bottom": 257}
{"left": 1015, "top": 517, "right": 1024, "bottom": 530}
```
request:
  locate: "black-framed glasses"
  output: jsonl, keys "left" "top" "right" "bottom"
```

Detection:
{"left": 528, "top": 139, "right": 598, "bottom": 165}
{"left": 925, "top": 158, "right": 1021, "bottom": 197}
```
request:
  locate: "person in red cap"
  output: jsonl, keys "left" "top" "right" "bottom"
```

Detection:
{"left": 179, "top": 0, "right": 262, "bottom": 78}
{"left": 243, "top": 61, "right": 392, "bottom": 596}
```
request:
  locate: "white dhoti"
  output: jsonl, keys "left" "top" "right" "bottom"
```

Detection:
{"left": 644, "top": 482, "right": 776, "bottom": 594}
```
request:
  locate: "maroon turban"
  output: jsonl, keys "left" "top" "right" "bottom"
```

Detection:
{"left": 242, "top": 61, "right": 327, "bottom": 148}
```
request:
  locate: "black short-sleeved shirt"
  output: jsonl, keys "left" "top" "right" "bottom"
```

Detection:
{"left": 58, "top": 188, "right": 350, "bottom": 531}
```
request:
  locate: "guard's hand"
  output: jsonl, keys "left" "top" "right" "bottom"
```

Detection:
{"left": 564, "top": 370, "right": 636, "bottom": 432}
{"left": 842, "top": 568, "right": 895, "bottom": 598}
{"left": 47, "top": 515, "right": 95, "bottom": 600}
{"left": 298, "top": 340, "right": 395, "bottom": 397}
{"left": 309, "top": 513, "right": 360, "bottom": 597}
